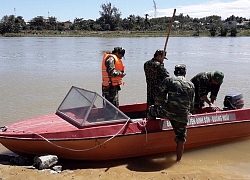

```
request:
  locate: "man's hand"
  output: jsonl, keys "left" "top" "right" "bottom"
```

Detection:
{"left": 119, "top": 72, "right": 126, "bottom": 77}
{"left": 209, "top": 103, "right": 221, "bottom": 112}
{"left": 208, "top": 102, "right": 214, "bottom": 107}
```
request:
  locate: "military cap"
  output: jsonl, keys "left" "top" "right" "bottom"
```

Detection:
{"left": 154, "top": 49, "right": 167, "bottom": 59}
{"left": 174, "top": 64, "right": 186, "bottom": 75}
{"left": 112, "top": 47, "right": 125, "bottom": 57}
{"left": 211, "top": 71, "right": 224, "bottom": 84}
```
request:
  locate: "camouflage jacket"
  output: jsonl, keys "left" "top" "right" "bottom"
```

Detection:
{"left": 144, "top": 58, "right": 169, "bottom": 84}
{"left": 190, "top": 72, "right": 221, "bottom": 100}
{"left": 144, "top": 58, "right": 169, "bottom": 107}
{"left": 154, "top": 76, "right": 195, "bottom": 122}
{"left": 105, "top": 56, "right": 123, "bottom": 77}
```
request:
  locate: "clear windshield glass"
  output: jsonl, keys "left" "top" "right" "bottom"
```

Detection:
{"left": 56, "top": 86, "right": 130, "bottom": 127}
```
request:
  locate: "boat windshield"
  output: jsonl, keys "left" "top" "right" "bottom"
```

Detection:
{"left": 56, "top": 86, "right": 130, "bottom": 128}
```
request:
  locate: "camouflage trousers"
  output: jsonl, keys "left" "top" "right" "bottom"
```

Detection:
{"left": 102, "top": 86, "right": 120, "bottom": 108}
{"left": 169, "top": 120, "right": 187, "bottom": 143}
{"left": 149, "top": 105, "right": 188, "bottom": 142}
{"left": 102, "top": 86, "right": 120, "bottom": 120}
{"left": 146, "top": 84, "right": 158, "bottom": 109}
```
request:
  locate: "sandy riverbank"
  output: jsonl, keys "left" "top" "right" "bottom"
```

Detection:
{"left": 0, "top": 150, "right": 248, "bottom": 180}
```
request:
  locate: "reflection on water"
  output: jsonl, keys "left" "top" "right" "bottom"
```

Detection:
{"left": 0, "top": 37, "right": 250, "bottom": 177}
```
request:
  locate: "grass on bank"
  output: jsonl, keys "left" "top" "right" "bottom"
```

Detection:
{"left": 1, "top": 29, "right": 250, "bottom": 37}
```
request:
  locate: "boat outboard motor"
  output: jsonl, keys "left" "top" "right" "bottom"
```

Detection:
{"left": 223, "top": 93, "right": 244, "bottom": 110}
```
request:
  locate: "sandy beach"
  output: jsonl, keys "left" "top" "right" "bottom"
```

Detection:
{"left": 1, "top": 145, "right": 249, "bottom": 180}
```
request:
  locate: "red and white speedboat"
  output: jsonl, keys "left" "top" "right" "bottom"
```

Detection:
{"left": 0, "top": 86, "right": 249, "bottom": 161}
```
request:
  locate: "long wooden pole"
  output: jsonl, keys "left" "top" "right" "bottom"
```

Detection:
{"left": 163, "top": 9, "right": 176, "bottom": 55}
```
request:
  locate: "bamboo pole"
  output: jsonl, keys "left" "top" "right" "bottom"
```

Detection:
{"left": 163, "top": 9, "right": 176, "bottom": 56}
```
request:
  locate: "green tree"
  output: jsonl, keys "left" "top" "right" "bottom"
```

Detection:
{"left": 72, "top": 18, "right": 84, "bottom": 30}
{"left": 135, "top": 15, "right": 144, "bottom": 30}
{"left": 29, "top": 16, "right": 46, "bottom": 30}
{"left": 0, "top": 15, "right": 26, "bottom": 34}
{"left": 230, "top": 27, "right": 237, "bottom": 36}
{"left": 220, "top": 26, "right": 228, "bottom": 36}
{"left": 225, "top": 15, "right": 236, "bottom": 22}
{"left": 47, "top": 16, "right": 57, "bottom": 30}
{"left": 121, "top": 15, "right": 135, "bottom": 30}
{"left": 192, "top": 18, "right": 200, "bottom": 36}
{"left": 206, "top": 16, "right": 222, "bottom": 36}
{"left": 144, "top": 14, "right": 150, "bottom": 30}
{"left": 98, "top": 2, "right": 122, "bottom": 30}
{"left": 72, "top": 18, "right": 97, "bottom": 31}
{"left": 149, "top": 16, "right": 169, "bottom": 31}
{"left": 209, "top": 26, "right": 217, "bottom": 36}
{"left": 176, "top": 13, "right": 184, "bottom": 29}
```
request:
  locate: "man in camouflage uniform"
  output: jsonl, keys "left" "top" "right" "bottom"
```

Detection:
{"left": 148, "top": 64, "right": 195, "bottom": 162}
{"left": 144, "top": 50, "right": 169, "bottom": 110}
{"left": 190, "top": 71, "right": 224, "bottom": 114}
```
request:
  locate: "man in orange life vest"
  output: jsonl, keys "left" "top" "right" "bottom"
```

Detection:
{"left": 102, "top": 47, "right": 126, "bottom": 108}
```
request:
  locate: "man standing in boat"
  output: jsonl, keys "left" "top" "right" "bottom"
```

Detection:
{"left": 102, "top": 47, "right": 126, "bottom": 108}
{"left": 190, "top": 71, "right": 224, "bottom": 114}
{"left": 144, "top": 49, "right": 169, "bottom": 114}
{"left": 148, "top": 64, "right": 195, "bottom": 162}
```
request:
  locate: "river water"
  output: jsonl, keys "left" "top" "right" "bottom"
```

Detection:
{"left": 0, "top": 37, "right": 250, "bottom": 178}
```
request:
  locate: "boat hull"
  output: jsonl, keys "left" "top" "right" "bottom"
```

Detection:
{"left": 1, "top": 112, "right": 250, "bottom": 160}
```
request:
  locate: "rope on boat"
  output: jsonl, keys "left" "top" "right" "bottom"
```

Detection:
{"left": 0, "top": 126, "right": 7, "bottom": 132}
{"left": 1, "top": 118, "right": 134, "bottom": 152}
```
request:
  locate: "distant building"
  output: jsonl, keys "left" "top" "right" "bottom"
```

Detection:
{"left": 173, "top": 20, "right": 180, "bottom": 28}
{"left": 63, "top": 21, "right": 72, "bottom": 29}
{"left": 223, "top": 21, "right": 237, "bottom": 27}
{"left": 237, "top": 21, "right": 249, "bottom": 28}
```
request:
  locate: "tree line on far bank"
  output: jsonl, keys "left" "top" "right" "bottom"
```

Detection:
{"left": 1, "top": 2, "right": 250, "bottom": 37}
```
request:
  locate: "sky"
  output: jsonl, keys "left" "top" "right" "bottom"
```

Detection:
{"left": 1, "top": 0, "right": 250, "bottom": 22}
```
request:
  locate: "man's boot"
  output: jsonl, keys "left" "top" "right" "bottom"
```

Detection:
{"left": 176, "top": 140, "right": 184, "bottom": 162}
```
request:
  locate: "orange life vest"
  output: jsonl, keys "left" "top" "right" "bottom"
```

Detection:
{"left": 102, "top": 53, "right": 125, "bottom": 86}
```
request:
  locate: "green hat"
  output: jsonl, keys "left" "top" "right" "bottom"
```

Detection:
{"left": 211, "top": 71, "right": 224, "bottom": 84}
{"left": 154, "top": 49, "right": 167, "bottom": 59}
{"left": 174, "top": 64, "right": 186, "bottom": 75}
{"left": 112, "top": 47, "right": 125, "bottom": 57}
